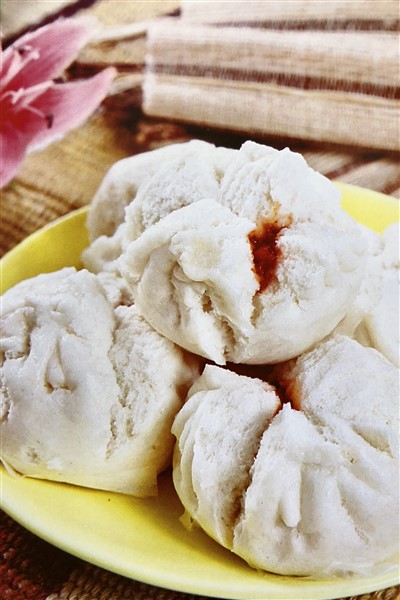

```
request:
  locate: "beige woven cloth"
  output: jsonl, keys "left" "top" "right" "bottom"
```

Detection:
{"left": 1, "top": 2, "right": 399, "bottom": 599}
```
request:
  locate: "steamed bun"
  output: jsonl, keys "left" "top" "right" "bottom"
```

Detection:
{"left": 345, "top": 222, "right": 399, "bottom": 367}
{"left": 172, "top": 336, "right": 399, "bottom": 576}
{"left": 0, "top": 268, "right": 201, "bottom": 496}
{"left": 86, "top": 139, "right": 225, "bottom": 241}
{"left": 82, "top": 139, "right": 234, "bottom": 274}
{"left": 118, "top": 142, "right": 366, "bottom": 364}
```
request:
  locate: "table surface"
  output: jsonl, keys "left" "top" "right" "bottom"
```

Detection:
{"left": 1, "top": 2, "right": 399, "bottom": 599}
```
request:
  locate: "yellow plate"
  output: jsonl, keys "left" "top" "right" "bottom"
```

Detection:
{"left": 1, "top": 184, "right": 399, "bottom": 599}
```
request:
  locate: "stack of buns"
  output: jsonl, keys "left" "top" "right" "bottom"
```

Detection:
{"left": 1, "top": 140, "right": 398, "bottom": 577}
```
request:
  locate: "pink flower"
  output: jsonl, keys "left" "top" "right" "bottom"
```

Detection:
{"left": 1, "top": 19, "right": 116, "bottom": 188}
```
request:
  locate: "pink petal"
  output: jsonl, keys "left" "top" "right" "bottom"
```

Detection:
{"left": 0, "top": 101, "right": 50, "bottom": 188}
{"left": 0, "top": 67, "right": 115, "bottom": 188}
{"left": 0, "top": 83, "right": 54, "bottom": 163}
{"left": 1, "top": 19, "right": 94, "bottom": 92}
{"left": 0, "top": 126, "right": 31, "bottom": 188}
{"left": 29, "top": 67, "right": 116, "bottom": 148}
{"left": 1, "top": 98, "right": 51, "bottom": 146}
{"left": 1, "top": 81, "right": 52, "bottom": 113}
{"left": 0, "top": 46, "right": 24, "bottom": 88}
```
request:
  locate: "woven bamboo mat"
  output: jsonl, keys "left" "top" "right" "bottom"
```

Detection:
{"left": 1, "top": 1, "right": 399, "bottom": 599}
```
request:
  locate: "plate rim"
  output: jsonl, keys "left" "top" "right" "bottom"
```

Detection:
{"left": 2, "top": 468, "right": 399, "bottom": 600}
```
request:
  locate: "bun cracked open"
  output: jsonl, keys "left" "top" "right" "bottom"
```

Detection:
{"left": 116, "top": 141, "right": 367, "bottom": 364}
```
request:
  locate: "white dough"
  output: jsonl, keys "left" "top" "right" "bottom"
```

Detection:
{"left": 119, "top": 141, "right": 366, "bottom": 363}
{"left": 86, "top": 140, "right": 220, "bottom": 241}
{"left": 172, "top": 337, "right": 399, "bottom": 576}
{"left": 82, "top": 139, "right": 234, "bottom": 275}
{"left": 336, "top": 222, "right": 399, "bottom": 367}
{"left": 0, "top": 268, "right": 201, "bottom": 496}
